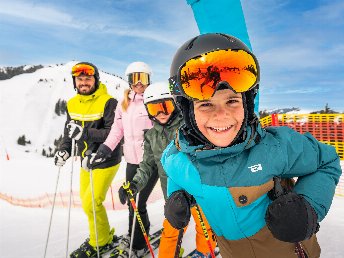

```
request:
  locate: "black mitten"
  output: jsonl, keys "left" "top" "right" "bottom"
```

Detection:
{"left": 164, "top": 190, "right": 195, "bottom": 229}
{"left": 118, "top": 181, "right": 138, "bottom": 205}
{"left": 265, "top": 178, "right": 319, "bottom": 243}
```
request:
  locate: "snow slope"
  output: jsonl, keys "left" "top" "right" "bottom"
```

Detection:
{"left": 0, "top": 154, "right": 343, "bottom": 257}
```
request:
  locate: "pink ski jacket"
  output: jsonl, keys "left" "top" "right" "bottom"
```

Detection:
{"left": 103, "top": 90, "right": 153, "bottom": 164}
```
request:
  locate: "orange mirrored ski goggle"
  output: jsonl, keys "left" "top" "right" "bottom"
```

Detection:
{"left": 128, "top": 72, "right": 150, "bottom": 86}
{"left": 71, "top": 64, "right": 96, "bottom": 77}
{"left": 169, "top": 49, "right": 259, "bottom": 100}
{"left": 146, "top": 99, "right": 175, "bottom": 117}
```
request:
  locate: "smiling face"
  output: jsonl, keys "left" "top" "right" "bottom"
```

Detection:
{"left": 193, "top": 89, "right": 245, "bottom": 147}
{"left": 75, "top": 75, "right": 96, "bottom": 95}
{"left": 131, "top": 82, "right": 148, "bottom": 94}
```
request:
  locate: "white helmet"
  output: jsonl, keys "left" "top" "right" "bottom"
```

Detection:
{"left": 144, "top": 81, "right": 172, "bottom": 104}
{"left": 125, "top": 61, "right": 152, "bottom": 76}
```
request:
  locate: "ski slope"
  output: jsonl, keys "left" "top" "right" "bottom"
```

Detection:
{"left": 0, "top": 150, "right": 343, "bottom": 257}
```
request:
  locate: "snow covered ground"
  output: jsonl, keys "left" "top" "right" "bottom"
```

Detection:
{"left": 0, "top": 150, "right": 343, "bottom": 258}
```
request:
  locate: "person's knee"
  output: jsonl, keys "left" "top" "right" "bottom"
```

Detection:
{"left": 81, "top": 196, "right": 103, "bottom": 214}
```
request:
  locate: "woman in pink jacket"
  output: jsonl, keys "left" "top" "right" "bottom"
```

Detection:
{"left": 88, "top": 61, "right": 159, "bottom": 257}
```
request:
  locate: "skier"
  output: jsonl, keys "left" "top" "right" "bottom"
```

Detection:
{"left": 54, "top": 62, "right": 122, "bottom": 258}
{"left": 85, "top": 62, "right": 158, "bottom": 257}
{"left": 162, "top": 33, "right": 342, "bottom": 257}
{"left": 117, "top": 81, "right": 216, "bottom": 258}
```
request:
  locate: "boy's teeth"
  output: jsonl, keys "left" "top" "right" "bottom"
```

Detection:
{"left": 211, "top": 126, "right": 230, "bottom": 132}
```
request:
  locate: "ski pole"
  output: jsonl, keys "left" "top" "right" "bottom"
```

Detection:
{"left": 295, "top": 242, "right": 306, "bottom": 258}
{"left": 123, "top": 182, "right": 155, "bottom": 258}
{"left": 43, "top": 166, "right": 61, "bottom": 258}
{"left": 194, "top": 204, "right": 216, "bottom": 258}
{"left": 174, "top": 228, "right": 184, "bottom": 258}
{"left": 89, "top": 168, "right": 100, "bottom": 258}
{"left": 66, "top": 139, "right": 75, "bottom": 258}
{"left": 129, "top": 193, "right": 139, "bottom": 258}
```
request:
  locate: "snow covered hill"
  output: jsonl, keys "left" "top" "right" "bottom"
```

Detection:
{"left": 0, "top": 155, "right": 343, "bottom": 257}
{"left": 0, "top": 62, "right": 129, "bottom": 158}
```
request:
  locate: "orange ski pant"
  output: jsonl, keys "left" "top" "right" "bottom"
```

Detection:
{"left": 158, "top": 206, "right": 216, "bottom": 257}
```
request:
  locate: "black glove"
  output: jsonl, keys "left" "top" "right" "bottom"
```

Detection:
{"left": 265, "top": 177, "right": 319, "bottom": 243}
{"left": 84, "top": 144, "right": 112, "bottom": 169}
{"left": 118, "top": 181, "right": 138, "bottom": 205}
{"left": 164, "top": 190, "right": 195, "bottom": 230}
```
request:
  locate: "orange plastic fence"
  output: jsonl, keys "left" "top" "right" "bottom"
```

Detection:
{"left": 260, "top": 113, "right": 344, "bottom": 196}
{"left": 0, "top": 179, "right": 164, "bottom": 209}
{"left": 260, "top": 114, "right": 344, "bottom": 159}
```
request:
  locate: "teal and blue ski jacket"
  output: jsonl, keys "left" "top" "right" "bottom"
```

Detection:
{"left": 161, "top": 124, "right": 341, "bottom": 241}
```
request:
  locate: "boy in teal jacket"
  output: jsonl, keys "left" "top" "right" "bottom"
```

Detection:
{"left": 162, "top": 33, "right": 342, "bottom": 258}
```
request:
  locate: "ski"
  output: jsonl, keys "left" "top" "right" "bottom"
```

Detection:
{"left": 182, "top": 246, "right": 220, "bottom": 258}
{"left": 110, "top": 227, "right": 162, "bottom": 249}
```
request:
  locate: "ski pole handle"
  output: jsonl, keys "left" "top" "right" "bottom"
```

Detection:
{"left": 123, "top": 181, "right": 136, "bottom": 197}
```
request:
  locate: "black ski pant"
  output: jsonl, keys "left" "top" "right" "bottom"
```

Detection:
{"left": 126, "top": 163, "right": 159, "bottom": 250}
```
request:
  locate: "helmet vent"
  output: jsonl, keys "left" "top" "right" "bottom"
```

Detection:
{"left": 185, "top": 37, "right": 197, "bottom": 50}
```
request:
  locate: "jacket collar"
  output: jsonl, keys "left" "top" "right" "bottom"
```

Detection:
{"left": 76, "top": 83, "right": 107, "bottom": 103}
{"left": 129, "top": 90, "right": 144, "bottom": 101}
{"left": 153, "top": 114, "right": 183, "bottom": 133}
{"left": 175, "top": 123, "right": 265, "bottom": 160}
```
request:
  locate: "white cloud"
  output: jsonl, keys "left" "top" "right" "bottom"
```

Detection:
{"left": 0, "top": 0, "right": 194, "bottom": 46}
{"left": 303, "top": 1, "right": 344, "bottom": 23}
{"left": 0, "top": 1, "right": 74, "bottom": 27}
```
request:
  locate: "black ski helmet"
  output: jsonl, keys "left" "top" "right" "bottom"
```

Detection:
{"left": 72, "top": 62, "right": 100, "bottom": 92}
{"left": 169, "top": 33, "right": 260, "bottom": 146}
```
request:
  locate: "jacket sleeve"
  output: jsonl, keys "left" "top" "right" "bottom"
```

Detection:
{"left": 58, "top": 112, "right": 72, "bottom": 155}
{"left": 82, "top": 98, "right": 118, "bottom": 143}
{"left": 132, "top": 130, "right": 158, "bottom": 191}
{"left": 276, "top": 127, "right": 342, "bottom": 222}
{"left": 167, "top": 177, "right": 184, "bottom": 197}
{"left": 102, "top": 102, "right": 125, "bottom": 151}
{"left": 161, "top": 142, "right": 184, "bottom": 197}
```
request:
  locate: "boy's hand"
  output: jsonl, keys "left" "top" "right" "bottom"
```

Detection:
{"left": 118, "top": 181, "right": 138, "bottom": 205}
{"left": 164, "top": 190, "right": 195, "bottom": 229}
{"left": 265, "top": 191, "right": 319, "bottom": 243}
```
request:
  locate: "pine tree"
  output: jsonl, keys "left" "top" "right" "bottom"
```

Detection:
{"left": 17, "top": 135, "right": 26, "bottom": 145}
{"left": 55, "top": 100, "right": 61, "bottom": 116}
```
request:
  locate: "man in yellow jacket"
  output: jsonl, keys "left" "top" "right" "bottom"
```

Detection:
{"left": 54, "top": 62, "right": 122, "bottom": 258}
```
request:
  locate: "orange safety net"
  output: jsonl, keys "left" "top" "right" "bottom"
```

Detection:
{"left": 260, "top": 113, "right": 344, "bottom": 197}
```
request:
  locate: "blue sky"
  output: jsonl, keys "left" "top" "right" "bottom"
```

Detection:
{"left": 0, "top": 0, "right": 343, "bottom": 111}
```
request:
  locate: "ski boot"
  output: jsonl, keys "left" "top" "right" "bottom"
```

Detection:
{"left": 70, "top": 229, "right": 119, "bottom": 258}
{"left": 109, "top": 234, "right": 148, "bottom": 258}
{"left": 109, "top": 234, "right": 130, "bottom": 257}
{"left": 189, "top": 250, "right": 211, "bottom": 258}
